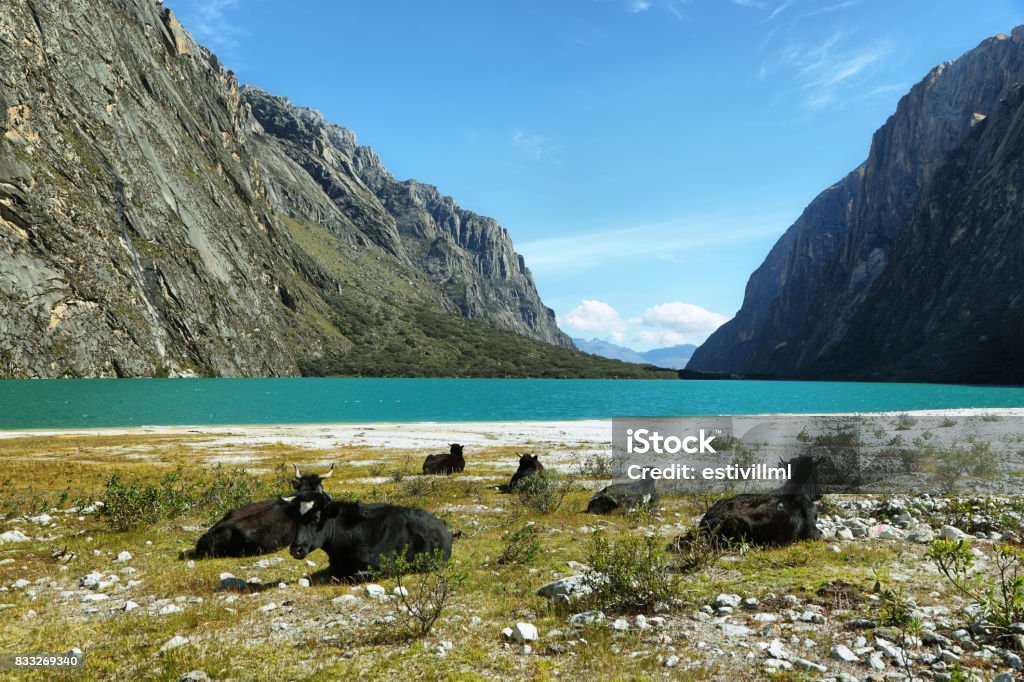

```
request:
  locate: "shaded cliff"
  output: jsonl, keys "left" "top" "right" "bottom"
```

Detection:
{"left": 688, "top": 28, "right": 1024, "bottom": 383}
{"left": 0, "top": 0, "right": 600, "bottom": 378}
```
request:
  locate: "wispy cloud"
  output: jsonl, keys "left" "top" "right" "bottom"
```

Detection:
{"left": 762, "top": 0, "right": 796, "bottom": 23}
{"left": 607, "top": 0, "right": 693, "bottom": 20}
{"left": 510, "top": 130, "right": 563, "bottom": 162}
{"left": 518, "top": 208, "right": 793, "bottom": 277}
{"left": 628, "top": 0, "right": 651, "bottom": 12}
{"left": 760, "top": 30, "right": 893, "bottom": 110}
{"left": 730, "top": 0, "right": 767, "bottom": 8}
{"left": 169, "top": 0, "right": 245, "bottom": 61}
{"left": 804, "top": 0, "right": 861, "bottom": 17}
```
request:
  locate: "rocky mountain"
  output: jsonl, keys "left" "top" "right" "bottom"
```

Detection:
{"left": 573, "top": 338, "right": 696, "bottom": 369}
{"left": 688, "top": 27, "right": 1024, "bottom": 383}
{"left": 0, "top": 0, "right": 619, "bottom": 378}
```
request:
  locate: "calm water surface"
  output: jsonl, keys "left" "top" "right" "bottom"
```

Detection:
{"left": 1, "top": 378, "right": 1024, "bottom": 429}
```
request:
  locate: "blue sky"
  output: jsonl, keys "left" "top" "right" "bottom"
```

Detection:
{"left": 169, "top": 0, "right": 1024, "bottom": 350}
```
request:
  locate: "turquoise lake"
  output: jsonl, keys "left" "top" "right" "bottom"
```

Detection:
{"left": 1, "top": 378, "right": 1024, "bottom": 429}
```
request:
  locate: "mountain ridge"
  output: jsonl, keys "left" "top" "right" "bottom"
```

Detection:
{"left": 687, "top": 27, "right": 1024, "bottom": 383}
{"left": 0, "top": 0, "right": 617, "bottom": 378}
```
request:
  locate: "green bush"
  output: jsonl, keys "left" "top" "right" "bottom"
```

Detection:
{"left": 927, "top": 539, "right": 1024, "bottom": 627}
{"left": 515, "top": 470, "right": 573, "bottom": 514}
{"left": 584, "top": 531, "right": 679, "bottom": 613}
{"left": 373, "top": 548, "right": 466, "bottom": 641}
{"left": 497, "top": 524, "right": 541, "bottom": 566}
{"left": 100, "top": 469, "right": 193, "bottom": 531}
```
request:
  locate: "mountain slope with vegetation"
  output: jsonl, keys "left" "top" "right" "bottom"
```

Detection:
{"left": 0, "top": 0, "right": 620, "bottom": 378}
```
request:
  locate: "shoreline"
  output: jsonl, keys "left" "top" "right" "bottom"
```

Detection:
{"left": 2, "top": 407, "right": 1022, "bottom": 444}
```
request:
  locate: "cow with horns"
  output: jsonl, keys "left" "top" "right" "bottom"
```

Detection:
{"left": 189, "top": 464, "right": 335, "bottom": 558}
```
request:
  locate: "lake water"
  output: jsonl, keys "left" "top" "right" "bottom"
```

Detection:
{"left": 1, "top": 378, "right": 1024, "bottom": 430}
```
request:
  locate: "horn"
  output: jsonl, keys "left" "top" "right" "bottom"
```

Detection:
{"left": 292, "top": 464, "right": 301, "bottom": 478}
{"left": 321, "top": 463, "right": 334, "bottom": 479}
{"left": 280, "top": 496, "right": 295, "bottom": 503}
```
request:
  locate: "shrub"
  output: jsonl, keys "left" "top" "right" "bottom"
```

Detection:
{"left": 894, "top": 414, "right": 917, "bottom": 431}
{"left": 515, "top": 470, "right": 573, "bottom": 514}
{"left": 667, "top": 528, "right": 731, "bottom": 574}
{"left": 373, "top": 548, "right": 466, "bottom": 641}
{"left": 497, "top": 524, "right": 541, "bottom": 566}
{"left": 940, "top": 417, "right": 958, "bottom": 428}
{"left": 927, "top": 539, "right": 1024, "bottom": 627}
{"left": 193, "top": 466, "right": 271, "bottom": 515}
{"left": 584, "top": 531, "right": 678, "bottom": 613}
{"left": 100, "top": 469, "right": 193, "bottom": 531}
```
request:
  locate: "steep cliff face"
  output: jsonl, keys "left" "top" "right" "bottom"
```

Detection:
{"left": 242, "top": 88, "right": 570, "bottom": 349}
{"left": 688, "top": 28, "right": 1024, "bottom": 382}
{"left": 806, "top": 84, "right": 1024, "bottom": 383}
{"left": 0, "top": 0, "right": 571, "bottom": 378}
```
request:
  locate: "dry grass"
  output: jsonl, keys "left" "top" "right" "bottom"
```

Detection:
{"left": 0, "top": 431, "right": 985, "bottom": 681}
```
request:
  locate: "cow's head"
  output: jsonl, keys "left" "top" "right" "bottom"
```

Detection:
{"left": 285, "top": 491, "right": 336, "bottom": 560}
{"left": 778, "top": 454, "right": 822, "bottom": 499}
{"left": 289, "top": 463, "right": 334, "bottom": 493}
{"left": 519, "top": 453, "right": 541, "bottom": 470}
{"left": 449, "top": 443, "right": 464, "bottom": 456}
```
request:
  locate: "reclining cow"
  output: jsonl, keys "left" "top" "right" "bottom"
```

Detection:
{"left": 672, "top": 455, "right": 822, "bottom": 549}
{"left": 190, "top": 464, "right": 335, "bottom": 559}
{"left": 422, "top": 443, "right": 465, "bottom": 475}
{"left": 497, "top": 453, "right": 544, "bottom": 493}
{"left": 586, "top": 470, "right": 659, "bottom": 514}
{"left": 287, "top": 491, "right": 453, "bottom": 580}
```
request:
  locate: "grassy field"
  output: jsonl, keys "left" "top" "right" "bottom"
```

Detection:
{"left": 0, "top": 430, "right": 1017, "bottom": 681}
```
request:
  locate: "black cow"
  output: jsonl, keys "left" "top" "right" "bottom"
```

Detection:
{"left": 497, "top": 453, "right": 544, "bottom": 493}
{"left": 422, "top": 443, "right": 465, "bottom": 475}
{"left": 287, "top": 492, "right": 453, "bottom": 579}
{"left": 586, "top": 471, "right": 659, "bottom": 515}
{"left": 681, "top": 455, "right": 822, "bottom": 547}
{"left": 190, "top": 464, "right": 335, "bottom": 559}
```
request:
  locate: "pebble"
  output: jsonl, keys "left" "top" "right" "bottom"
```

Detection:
{"left": 260, "top": 603, "right": 277, "bottom": 613}
{"left": 664, "top": 654, "right": 680, "bottom": 668}
{"left": 123, "top": 601, "right": 139, "bottom": 611}
{"left": 115, "top": 551, "right": 132, "bottom": 562}
{"left": 331, "top": 595, "right": 358, "bottom": 605}
{"left": 713, "top": 593, "right": 742, "bottom": 609}
{"left": 178, "top": 672, "right": 210, "bottom": 682}
{"left": 158, "top": 604, "right": 183, "bottom": 615}
{"left": 832, "top": 644, "right": 860, "bottom": 663}
{"left": 568, "top": 610, "right": 604, "bottom": 627}
{"left": 159, "top": 635, "right": 188, "bottom": 653}
{"left": 718, "top": 623, "right": 752, "bottom": 637}
{"left": 0, "top": 530, "right": 30, "bottom": 543}
{"left": 364, "top": 584, "right": 386, "bottom": 599}
{"left": 392, "top": 586, "right": 408, "bottom": 597}
{"left": 512, "top": 623, "right": 538, "bottom": 643}
{"left": 939, "top": 525, "right": 970, "bottom": 540}
{"left": 297, "top": 578, "right": 310, "bottom": 588}
{"left": 793, "top": 658, "right": 827, "bottom": 673}
{"left": 611, "top": 618, "right": 629, "bottom": 631}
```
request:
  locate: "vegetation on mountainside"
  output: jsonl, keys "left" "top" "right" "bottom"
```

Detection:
{"left": 283, "top": 215, "right": 678, "bottom": 379}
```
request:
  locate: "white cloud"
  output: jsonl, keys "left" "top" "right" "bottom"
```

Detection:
{"left": 563, "top": 300, "right": 627, "bottom": 342}
{"left": 730, "top": 0, "right": 767, "bottom": 7}
{"left": 629, "top": 0, "right": 651, "bottom": 12}
{"left": 636, "top": 301, "right": 729, "bottom": 334}
{"left": 562, "top": 300, "right": 729, "bottom": 348}
{"left": 762, "top": 0, "right": 796, "bottom": 23}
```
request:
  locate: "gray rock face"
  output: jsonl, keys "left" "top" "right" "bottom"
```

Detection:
{"left": 0, "top": 0, "right": 568, "bottom": 378}
{"left": 688, "top": 28, "right": 1024, "bottom": 383}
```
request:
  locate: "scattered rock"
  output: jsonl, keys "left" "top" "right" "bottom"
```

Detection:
{"left": 0, "top": 530, "right": 30, "bottom": 543}
{"left": 568, "top": 610, "right": 605, "bottom": 627}
{"left": 713, "top": 593, "right": 742, "bottom": 609}
{"left": 216, "top": 578, "right": 251, "bottom": 593}
{"left": 512, "top": 623, "right": 538, "bottom": 643}
{"left": 939, "top": 525, "right": 969, "bottom": 541}
{"left": 123, "top": 601, "right": 139, "bottom": 612}
{"left": 364, "top": 584, "right": 386, "bottom": 599}
{"left": 179, "top": 672, "right": 210, "bottom": 682}
{"left": 159, "top": 604, "right": 183, "bottom": 615}
{"left": 297, "top": 578, "right": 310, "bottom": 588}
{"left": 832, "top": 644, "right": 860, "bottom": 663}
{"left": 159, "top": 636, "right": 188, "bottom": 653}
{"left": 115, "top": 551, "right": 132, "bottom": 562}
{"left": 793, "top": 658, "right": 827, "bottom": 672}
